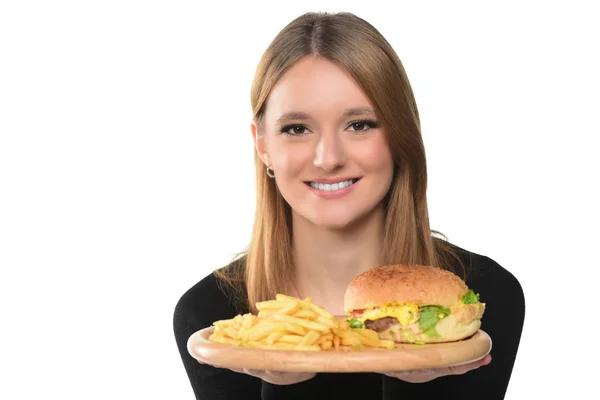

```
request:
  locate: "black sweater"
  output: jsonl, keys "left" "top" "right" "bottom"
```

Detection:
{"left": 173, "top": 244, "right": 525, "bottom": 399}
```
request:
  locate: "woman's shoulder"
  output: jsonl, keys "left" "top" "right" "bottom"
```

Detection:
{"left": 443, "top": 241, "right": 524, "bottom": 296}
{"left": 173, "top": 257, "right": 249, "bottom": 333}
{"left": 440, "top": 240, "right": 525, "bottom": 331}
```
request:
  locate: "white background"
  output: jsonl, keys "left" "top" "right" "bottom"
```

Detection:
{"left": 1, "top": 1, "right": 598, "bottom": 399}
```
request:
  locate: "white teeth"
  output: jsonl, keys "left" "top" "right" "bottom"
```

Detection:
{"left": 309, "top": 179, "right": 356, "bottom": 192}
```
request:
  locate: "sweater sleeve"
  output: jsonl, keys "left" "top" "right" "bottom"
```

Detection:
{"left": 173, "top": 273, "right": 262, "bottom": 400}
{"left": 461, "top": 255, "right": 526, "bottom": 398}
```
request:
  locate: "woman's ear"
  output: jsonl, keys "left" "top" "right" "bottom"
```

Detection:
{"left": 251, "top": 119, "right": 270, "bottom": 166}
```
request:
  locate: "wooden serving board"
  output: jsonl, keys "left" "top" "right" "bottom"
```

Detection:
{"left": 187, "top": 327, "right": 492, "bottom": 372}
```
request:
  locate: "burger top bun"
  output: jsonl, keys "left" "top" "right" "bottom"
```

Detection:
{"left": 344, "top": 264, "right": 469, "bottom": 312}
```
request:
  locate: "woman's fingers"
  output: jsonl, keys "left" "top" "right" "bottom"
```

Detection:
{"left": 264, "top": 370, "right": 282, "bottom": 377}
{"left": 383, "top": 354, "right": 492, "bottom": 383}
{"left": 447, "top": 354, "right": 491, "bottom": 376}
{"left": 262, "top": 371, "right": 317, "bottom": 385}
{"left": 218, "top": 366, "right": 316, "bottom": 385}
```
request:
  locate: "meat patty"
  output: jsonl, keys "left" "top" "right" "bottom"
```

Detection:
{"left": 364, "top": 317, "right": 398, "bottom": 331}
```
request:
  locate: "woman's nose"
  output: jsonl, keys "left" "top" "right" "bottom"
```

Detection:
{"left": 313, "top": 132, "right": 347, "bottom": 172}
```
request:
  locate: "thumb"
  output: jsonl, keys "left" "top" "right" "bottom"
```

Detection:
{"left": 448, "top": 354, "right": 492, "bottom": 375}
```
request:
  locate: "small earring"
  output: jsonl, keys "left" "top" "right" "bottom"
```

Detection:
{"left": 266, "top": 165, "right": 275, "bottom": 178}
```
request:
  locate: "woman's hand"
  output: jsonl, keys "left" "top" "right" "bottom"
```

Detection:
{"left": 225, "top": 367, "right": 316, "bottom": 385}
{"left": 228, "top": 368, "right": 316, "bottom": 385}
{"left": 381, "top": 354, "right": 491, "bottom": 383}
{"left": 205, "top": 361, "right": 316, "bottom": 385}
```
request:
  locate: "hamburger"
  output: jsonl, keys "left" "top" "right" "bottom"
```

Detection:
{"left": 344, "top": 265, "right": 485, "bottom": 344}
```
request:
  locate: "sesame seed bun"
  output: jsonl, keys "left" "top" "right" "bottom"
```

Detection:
{"left": 344, "top": 265, "right": 469, "bottom": 311}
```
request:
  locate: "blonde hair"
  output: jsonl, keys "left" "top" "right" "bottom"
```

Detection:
{"left": 215, "top": 12, "right": 466, "bottom": 313}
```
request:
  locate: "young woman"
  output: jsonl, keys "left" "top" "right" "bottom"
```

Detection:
{"left": 174, "top": 11, "right": 524, "bottom": 400}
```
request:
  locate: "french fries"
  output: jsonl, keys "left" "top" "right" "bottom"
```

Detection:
{"left": 208, "top": 294, "right": 396, "bottom": 351}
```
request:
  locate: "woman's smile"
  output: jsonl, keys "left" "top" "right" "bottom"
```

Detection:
{"left": 304, "top": 178, "right": 361, "bottom": 199}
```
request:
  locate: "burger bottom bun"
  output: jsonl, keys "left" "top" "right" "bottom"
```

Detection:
{"left": 379, "top": 304, "right": 485, "bottom": 344}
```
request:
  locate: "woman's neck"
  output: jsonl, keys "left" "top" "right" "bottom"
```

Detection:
{"left": 290, "top": 206, "right": 385, "bottom": 315}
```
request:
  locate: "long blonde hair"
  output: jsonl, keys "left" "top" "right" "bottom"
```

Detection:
{"left": 216, "top": 12, "right": 466, "bottom": 313}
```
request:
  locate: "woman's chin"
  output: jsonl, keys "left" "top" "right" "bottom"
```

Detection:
{"left": 291, "top": 202, "right": 385, "bottom": 232}
{"left": 303, "top": 211, "right": 369, "bottom": 231}
{"left": 312, "top": 219, "right": 355, "bottom": 231}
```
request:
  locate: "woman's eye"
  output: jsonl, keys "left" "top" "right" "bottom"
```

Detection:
{"left": 352, "top": 122, "right": 368, "bottom": 131}
{"left": 348, "top": 120, "right": 379, "bottom": 133}
{"left": 281, "top": 125, "right": 309, "bottom": 136}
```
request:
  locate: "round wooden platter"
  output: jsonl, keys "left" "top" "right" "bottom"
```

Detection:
{"left": 187, "top": 327, "right": 492, "bottom": 373}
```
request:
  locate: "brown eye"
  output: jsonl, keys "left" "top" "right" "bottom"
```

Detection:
{"left": 348, "top": 119, "right": 379, "bottom": 133}
{"left": 352, "top": 122, "right": 367, "bottom": 131}
{"left": 280, "top": 124, "right": 309, "bottom": 136}
{"left": 293, "top": 126, "right": 307, "bottom": 134}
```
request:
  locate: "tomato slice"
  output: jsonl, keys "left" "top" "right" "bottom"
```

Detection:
{"left": 350, "top": 309, "right": 364, "bottom": 317}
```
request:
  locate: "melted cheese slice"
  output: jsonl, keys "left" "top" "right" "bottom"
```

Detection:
{"left": 355, "top": 303, "right": 421, "bottom": 326}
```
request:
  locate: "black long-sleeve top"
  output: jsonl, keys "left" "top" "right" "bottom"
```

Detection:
{"left": 173, "top": 243, "right": 525, "bottom": 399}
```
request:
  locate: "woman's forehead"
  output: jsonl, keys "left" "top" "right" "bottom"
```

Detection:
{"left": 265, "top": 57, "right": 375, "bottom": 123}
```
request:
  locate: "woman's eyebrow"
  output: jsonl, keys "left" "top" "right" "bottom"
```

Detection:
{"left": 343, "top": 107, "right": 376, "bottom": 117}
{"left": 276, "top": 107, "right": 375, "bottom": 125}
{"left": 276, "top": 112, "right": 311, "bottom": 125}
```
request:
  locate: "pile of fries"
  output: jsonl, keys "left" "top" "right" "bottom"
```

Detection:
{"left": 209, "top": 294, "right": 395, "bottom": 351}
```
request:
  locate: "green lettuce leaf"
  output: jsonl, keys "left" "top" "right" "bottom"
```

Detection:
{"left": 461, "top": 290, "right": 480, "bottom": 304}
{"left": 348, "top": 318, "right": 364, "bottom": 329}
{"left": 418, "top": 306, "right": 450, "bottom": 337}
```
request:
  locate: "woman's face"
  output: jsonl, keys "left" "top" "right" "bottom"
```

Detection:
{"left": 253, "top": 56, "right": 394, "bottom": 230}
